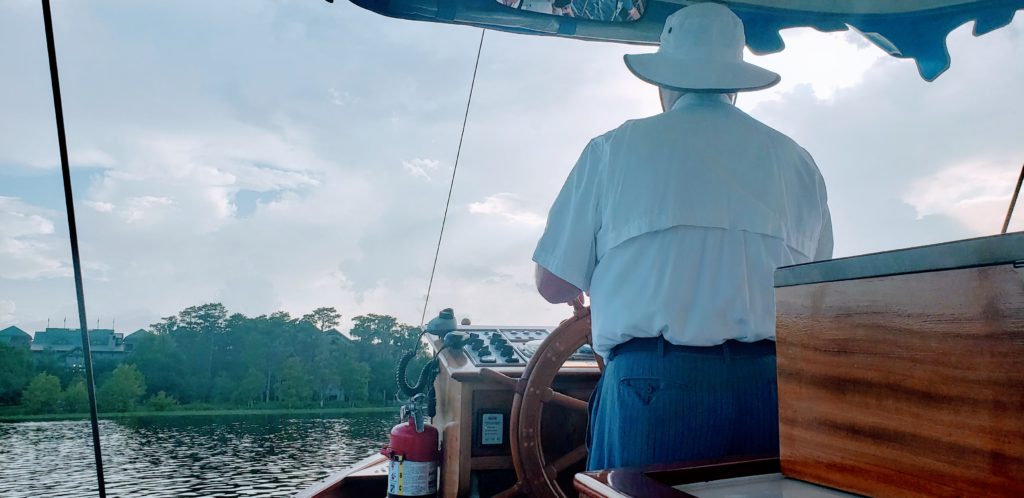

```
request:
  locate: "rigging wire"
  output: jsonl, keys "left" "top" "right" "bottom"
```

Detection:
{"left": 40, "top": 1, "right": 107, "bottom": 496}
{"left": 418, "top": 29, "right": 487, "bottom": 329}
{"left": 1000, "top": 161, "right": 1024, "bottom": 234}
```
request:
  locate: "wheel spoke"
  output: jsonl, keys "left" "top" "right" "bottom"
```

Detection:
{"left": 480, "top": 367, "right": 522, "bottom": 392}
{"left": 545, "top": 444, "right": 588, "bottom": 477}
{"left": 492, "top": 480, "right": 526, "bottom": 498}
{"left": 542, "top": 388, "right": 589, "bottom": 413}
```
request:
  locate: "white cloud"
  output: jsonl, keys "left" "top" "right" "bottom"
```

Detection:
{"left": 86, "top": 201, "right": 115, "bottom": 213}
{"left": 904, "top": 162, "right": 1023, "bottom": 235}
{"left": 0, "top": 197, "right": 68, "bottom": 279}
{"left": 0, "top": 197, "right": 55, "bottom": 237}
{"left": 0, "top": 300, "right": 14, "bottom": 323}
{"left": 740, "top": 29, "right": 887, "bottom": 110}
{"left": 469, "top": 193, "right": 545, "bottom": 227}
{"left": 402, "top": 158, "right": 442, "bottom": 181}
{"left": 121, "top": 195, "right": 176, "bottom": 224}
{"left": 72, "top": 147, "right": 116, "bottom": 168}
{"left": 329, "top": 87, "right": 354, "bottom": 106}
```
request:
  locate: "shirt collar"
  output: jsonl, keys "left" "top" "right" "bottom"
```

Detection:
{"left": 671, "top": 93, "right": 733, "bottom": 111}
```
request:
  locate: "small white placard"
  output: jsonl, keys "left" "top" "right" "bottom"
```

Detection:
{"left": 481, "top": 413, "right": 504, "bottom": 445}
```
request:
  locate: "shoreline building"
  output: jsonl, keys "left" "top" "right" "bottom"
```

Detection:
{"left": 1, "top": 326, "right": 32, "bottom": 349}
{"left": 31, "top": 328, "right": 126, "bottom": 368}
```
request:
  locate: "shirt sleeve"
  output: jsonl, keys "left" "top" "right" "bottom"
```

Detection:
{"left": 532, "top": 139, "right": 604, "bottom": 292}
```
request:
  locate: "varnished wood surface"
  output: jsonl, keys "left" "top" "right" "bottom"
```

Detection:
{"left": 573, "top": 457, "right": 781, "bottom": 498}
{"left": 294, "top": 454, "right": 388, "bottom": 498}
{"left": 776, "top": 264, "right": 1024, "bottom": 497}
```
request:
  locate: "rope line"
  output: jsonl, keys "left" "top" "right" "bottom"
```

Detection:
{"left": 418, "top": 29, "right": 487, "bottom": 328}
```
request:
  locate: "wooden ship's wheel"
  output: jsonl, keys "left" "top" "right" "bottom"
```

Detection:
{"left": 481, "top": 304, "right": 599, "bottom": 498}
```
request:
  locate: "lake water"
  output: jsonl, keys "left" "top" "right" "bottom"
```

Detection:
{"left": 0, "top": 411, "right": 396, "bottom": 497}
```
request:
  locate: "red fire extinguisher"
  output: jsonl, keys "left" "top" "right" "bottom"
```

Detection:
{"left": 381, "top": 414, "right": 440, "bottom": 498}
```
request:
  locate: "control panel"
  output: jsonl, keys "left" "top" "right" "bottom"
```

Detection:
{"left": 457, "top": 327, "right": 595, "bottom": 367}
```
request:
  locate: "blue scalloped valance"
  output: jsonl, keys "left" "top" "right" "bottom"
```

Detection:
{"left": 346, "top": 0, "right": 1024, "bottom": 81}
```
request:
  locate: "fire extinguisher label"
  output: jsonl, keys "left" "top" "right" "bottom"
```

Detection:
{"left": 387, "top": 459, "right": 438, "bottom": 496}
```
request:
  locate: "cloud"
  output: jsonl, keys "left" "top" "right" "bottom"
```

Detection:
{"left": 0, "top": 300, "right": 13, "bottom": 323}
{"left": 86, "top": 201, "right": 115, "bottom": 213}
{"left": 402, "top": 158, "right": 442, "bottom": 181}
{"left": 742, "top": 29, "right": 886, "bottom": 108}
{"left": 904, "top": 162, "right": 1023, "bottom": 235}
{"left": 0, "top": 197, "right": 69, "bottom": 279}
{"left": 121, "top": 196, "right": 176, "bottom": 224}
{"left": 469, "top": 193, "right": 545, "bottom": 227}
{"left": 329, "top": 87, "right": 354, "bottom": 106}
{"left": 1, "top": 1, "right": 1021, "bottom": 335}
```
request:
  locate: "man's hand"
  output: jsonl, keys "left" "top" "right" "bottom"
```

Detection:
{"left": 535, "top": 264, "right": 583, "bottom": 304}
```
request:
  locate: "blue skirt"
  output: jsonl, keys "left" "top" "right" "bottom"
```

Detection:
{"left": 586, "top": 337, "right": 778, "bottom": 470}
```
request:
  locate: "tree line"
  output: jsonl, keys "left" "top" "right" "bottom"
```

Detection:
{"left": 0, "top": 304, "right": 430, "bottom": 414}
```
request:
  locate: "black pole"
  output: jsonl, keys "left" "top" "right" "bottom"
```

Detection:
{"left": 40, "top": 2, "right": 107, "bottom": 497}
{"left": 1001, "top": 161, "right": 1024, "bottom": 234}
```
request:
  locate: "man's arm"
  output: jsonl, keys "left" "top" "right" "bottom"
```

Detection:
{"left": 535, "top": 264, "right": 583, "bottom": 304}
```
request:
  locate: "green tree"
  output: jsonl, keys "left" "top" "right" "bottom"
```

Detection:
{"left": 210, "top": 372, "right": 236, "bottom": 404}
{"left": 22, "top": 373, "right": 63, "bottom": 414}
{"left": 147, "top": 391, "right": 179, "bottom": 411}
{"left": 339, "top": 359, "right": 371, "bottom": 404}
{"left": 350, "top": 314, "right": 427, "bottom": 403}
{"left": 276, "top": 357, "right": 313, "bottom": 407}
{"left": 98, "top": 364, "right": 146, "bottom": 412}
{"left": 301, "top": 307, "right": 342, "bottom": 332}
{"left": 0, "top": 344, "right": 33, "bottom": 405}
{"left": 234, "top": 369, "right": 266, "bottom": 407}
{"left": 155, "top": 303, "right": 228, "bottom": 403}
{"left": 129, "top": 332, "right": 185, "bottom": 399}
{"left": 62, "top": 377, "right": 90, "bottom": 413}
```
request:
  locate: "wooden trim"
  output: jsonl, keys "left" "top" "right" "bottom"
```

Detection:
{"left": 470, "top": 455, "right": 513, "bottom": 470}
{"left": 573, "top": 457, "right": 780, "bottom": 498}
{"left": 646, "top": 457, "right": 780, "bottom": 485}
{"left": 574, "top": 473, "right": 626, "bottom": 498}
{"left": 441, "top": 421, "right": 461, "bottom": 497}
{"left": 293, "top": 454, "right": 388, "bottom": 498}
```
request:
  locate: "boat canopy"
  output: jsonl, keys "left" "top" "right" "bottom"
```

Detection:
{"left": 345, "top": 0, "right": 1024, "bottom": 81}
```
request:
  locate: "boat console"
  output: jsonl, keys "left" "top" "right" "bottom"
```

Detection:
{"left": 428, "top": 323, "right": 600, "bottom": 497}
{"left": 450, "top": 326, "right": 596, "bottom": 367}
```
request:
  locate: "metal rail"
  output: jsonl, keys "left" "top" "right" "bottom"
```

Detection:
{"left": 1001, "top": 161, "right": 1024, "bottom": 234}
{"left": 41, "top": 1, "right": 107, "bottom": 496}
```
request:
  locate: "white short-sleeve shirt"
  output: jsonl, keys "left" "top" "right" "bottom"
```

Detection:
{"left": 533, "top": 93, "right": 833, "bottom": 359}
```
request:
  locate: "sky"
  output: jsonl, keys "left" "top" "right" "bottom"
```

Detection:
{"left": 1, "top": 1, "right": 1022, "bottom": 335}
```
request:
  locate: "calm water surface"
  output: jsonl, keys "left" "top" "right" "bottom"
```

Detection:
{"left": 0, "top": 412, "right": 396, "bottom": 497}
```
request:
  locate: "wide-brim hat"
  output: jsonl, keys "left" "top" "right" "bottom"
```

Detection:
{"left": 624, "top": 3, "right": 780, "bottom": 93}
